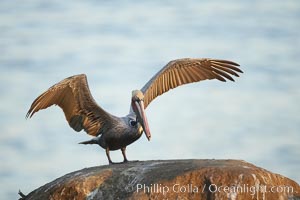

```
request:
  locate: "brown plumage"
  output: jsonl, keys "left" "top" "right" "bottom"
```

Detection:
{"left": 26, "top": 58, "right": 243, "bottom": 164}
{"left": 141, "top": 58, "right": 242, "bottom": 109}
{"left": 26, "top": 74, "right": 116, "bottom": 136}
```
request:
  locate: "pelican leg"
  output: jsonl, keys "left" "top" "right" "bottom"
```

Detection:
{"left": 106, "top": 147, "right": 113, "bottom": 164}
{"left": 121, "top": 147, "right": 128, "bottom": 163}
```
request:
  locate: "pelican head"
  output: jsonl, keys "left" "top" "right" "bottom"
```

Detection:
{"left": 131, "top": 90, "right": 151, "bottom": 141}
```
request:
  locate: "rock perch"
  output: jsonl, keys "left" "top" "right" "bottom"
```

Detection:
{"left": 21, "top": 159, "right": 299, "bottom": 200}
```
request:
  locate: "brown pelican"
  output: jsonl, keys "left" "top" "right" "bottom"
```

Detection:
{"left": 26, "top": 58, "right": 243, "bottom": 164}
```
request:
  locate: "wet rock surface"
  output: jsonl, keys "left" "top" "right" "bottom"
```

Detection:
{"left": 21, "top": 159, "right": 300, "bottom": 200}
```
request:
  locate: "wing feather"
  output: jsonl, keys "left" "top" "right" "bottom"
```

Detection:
{"left": 26, "top": 74, "right": 115, "bottom": 136}
{"left": 141, "top": 58, "right": 243, "bottom": 108}
{"left": 211, "top": 63, "right": 240, "bottom": 77}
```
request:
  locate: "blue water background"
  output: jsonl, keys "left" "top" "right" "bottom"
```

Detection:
{"left": 0, "top": 0, "right": 299, "bottom": 199}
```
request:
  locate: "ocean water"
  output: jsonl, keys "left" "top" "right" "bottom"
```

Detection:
{"left": 0, "top": 0, "right": 299, "bottom": 199}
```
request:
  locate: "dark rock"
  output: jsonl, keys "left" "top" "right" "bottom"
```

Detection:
{"left": 22, "top": 159, "right": 300, "bottom": 200}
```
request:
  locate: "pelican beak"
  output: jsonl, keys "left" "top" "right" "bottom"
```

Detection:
{"left": 135, "top": 100, "right": 151, "bottom": 141}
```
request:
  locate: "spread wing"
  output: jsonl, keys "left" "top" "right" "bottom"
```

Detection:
{"left": 141, "top": 58, "right": 243, "bottom": 109}
{"left": 26, "top": 74, "right": 115, "bottom": 136}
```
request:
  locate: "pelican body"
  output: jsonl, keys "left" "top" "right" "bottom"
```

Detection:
{"left": 26, "top": 58, "right": 243, "bottom": 164}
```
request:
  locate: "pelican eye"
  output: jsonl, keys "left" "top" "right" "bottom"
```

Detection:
{"left": 137, "top": 98, "right": 144, "bottom": 102}
{"left": 129, "top": 119, "right": 137, "bottom": 127}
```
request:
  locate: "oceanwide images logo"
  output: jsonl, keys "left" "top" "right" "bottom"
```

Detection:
{"left": 135, "top": 183, "right": 294, "bottom": 196}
